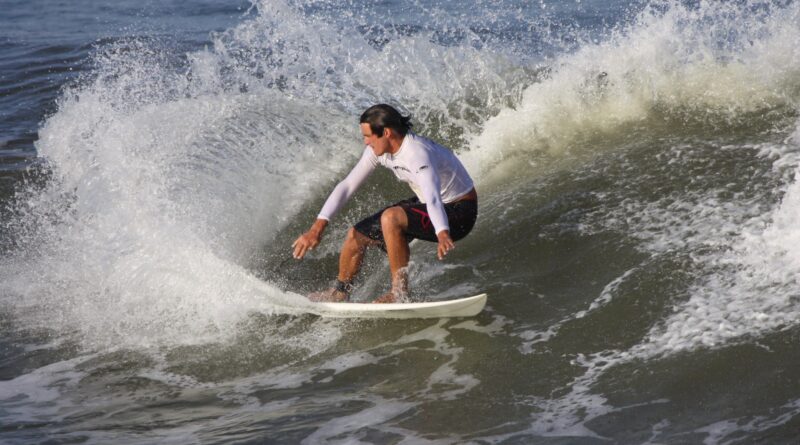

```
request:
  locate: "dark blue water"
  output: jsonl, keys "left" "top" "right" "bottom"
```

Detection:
{"left": 1, "top": 0, "right": 248, "bottom": 174}
{"left": 2, "top": 0, "right": 800, "bottom": 443}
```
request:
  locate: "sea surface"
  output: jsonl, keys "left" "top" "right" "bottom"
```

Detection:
{"left": 2, "top": 0, "right": 800, "bottom": 443}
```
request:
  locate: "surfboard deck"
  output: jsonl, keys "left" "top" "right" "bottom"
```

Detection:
{"left": 308, "top": 293, "right": 487, "bottom": 319}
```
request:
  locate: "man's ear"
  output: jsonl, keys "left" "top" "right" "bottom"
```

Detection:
{"left": 383, "top": 127, "right": 393, "bottom": 139}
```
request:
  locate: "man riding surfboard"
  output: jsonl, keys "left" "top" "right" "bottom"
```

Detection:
{"left": 292, "top": 104, "right": 478, "bottom": 303}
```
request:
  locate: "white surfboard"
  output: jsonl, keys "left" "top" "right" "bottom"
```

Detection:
{"left": 307, "top": 293, "right": 487, "bottom": 319}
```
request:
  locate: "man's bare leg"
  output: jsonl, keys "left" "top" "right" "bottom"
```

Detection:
{"left": 308, "top": 228, "right": 378, "bottom": 302}
{"left": 338, "top": 228, "right": 379, "bottom": 282}
{"left": 373, "top": 206, "right": 410, "bottom": 303}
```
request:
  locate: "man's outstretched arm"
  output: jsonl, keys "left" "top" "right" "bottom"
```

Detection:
{"left": 292, "top": 147, "right": 377, "bottom": 259}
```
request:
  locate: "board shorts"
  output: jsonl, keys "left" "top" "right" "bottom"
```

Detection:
{"left": 353, "top": 196, "right": 477, "bottom": 248}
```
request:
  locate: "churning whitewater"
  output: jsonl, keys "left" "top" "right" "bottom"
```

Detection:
{"left": 2, "top": 0, "right": 800, "bottom": 443}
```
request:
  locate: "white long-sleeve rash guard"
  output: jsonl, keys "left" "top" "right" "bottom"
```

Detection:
{"left": 317, "top": 132, "right": 474, "bottom": 235}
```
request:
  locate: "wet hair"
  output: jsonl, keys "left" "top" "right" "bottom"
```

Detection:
{"left": 359, "top": 104, "right": 413, "bottom": 137}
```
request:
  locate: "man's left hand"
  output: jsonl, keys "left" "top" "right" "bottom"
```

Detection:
{"left": 436, "top": 231, "right": 455, "bottom": 260}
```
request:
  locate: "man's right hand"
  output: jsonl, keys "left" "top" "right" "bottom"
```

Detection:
{"left": 292, "top": 219, "right": 328, "bottom": 259}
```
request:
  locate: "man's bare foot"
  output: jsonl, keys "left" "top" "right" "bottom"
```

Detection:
{"left": 373, "top": 292, "right": 397, "bottom": 303}
{"left": 307, "top": 288, "right": 348, "bottom": 302}
{"left": 372, "top": 288, "right": 408, "bottom": 304}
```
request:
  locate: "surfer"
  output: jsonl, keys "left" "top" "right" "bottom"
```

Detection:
{"left": 292, "top": 104, "right": 478, "bottom": 303}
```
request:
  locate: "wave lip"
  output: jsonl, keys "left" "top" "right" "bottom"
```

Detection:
{"left": 467, "top": 0, "right": 800, "bottom": 174}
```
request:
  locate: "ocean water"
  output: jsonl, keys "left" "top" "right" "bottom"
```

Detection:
{"left": 2, "top": 0, "right": 800, "bottom": 443}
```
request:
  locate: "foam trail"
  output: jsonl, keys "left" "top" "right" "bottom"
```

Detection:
{"left": 1, "top": 41, "right": 359, "bottom": 348}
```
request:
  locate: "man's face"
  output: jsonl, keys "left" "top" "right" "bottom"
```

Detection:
{"left": 361, "top": 123, "right": 390, "bottom": 156}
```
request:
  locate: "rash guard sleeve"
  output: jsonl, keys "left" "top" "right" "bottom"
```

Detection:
{"left": 411, "top": 153, "right": 450, "bottom": 235}
{"left": 317, "top": 147, "right": 378, "bottom": 221}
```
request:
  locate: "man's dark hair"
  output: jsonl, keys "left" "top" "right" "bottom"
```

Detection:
{"left": 360, "top": 104, "right": 413, "bottom": 137}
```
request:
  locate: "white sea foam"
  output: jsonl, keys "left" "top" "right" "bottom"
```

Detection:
{"left": 450, "top": 312, "right": 512, "bottom": 336}
{"left": 462, "top": 0, "right": 800, "bottom": 177}
{"left": 636, "top": 138, "right": 800, "bottom": 356}
{"left": 300, "top": 397, "right": 416, "bottom": 445}
{"left": 514, "top": 267, "right": 637, "bottom": 354}
{"left": 693, "top": 398, "right": 800, "bottom": 444}
{"left": 0, "top": 356, "right": 92, "bottom": 423}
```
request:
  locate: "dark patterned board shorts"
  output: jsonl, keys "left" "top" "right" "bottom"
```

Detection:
{"left": 353, "top": 196, "right": 478, "bottom": 248}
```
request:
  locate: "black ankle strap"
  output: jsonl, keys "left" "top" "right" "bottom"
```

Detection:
{"left": 335, "top": 280, "right": 354, "bottom": 295}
